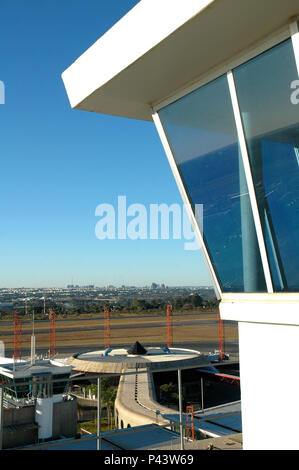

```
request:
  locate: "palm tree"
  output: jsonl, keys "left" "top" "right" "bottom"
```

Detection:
{"left": 100, "top": 378, "right": 117, "bottom": 430}
{"left": 102, "top": 386, "right": 117, "bottom": 430}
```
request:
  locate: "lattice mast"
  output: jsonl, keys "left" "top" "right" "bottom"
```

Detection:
{"left": 104, "top": 306, "right": 111, "bottom": 349}
{"left": 14, "top": 311, "right": 22, "bottom": 360}
{"left": 186, "top": 405, "right": 194, "bottom": 441}
{"left": 49, "top": 309, "right": 56, "bottom": 358}
{"left": 218, "top": 310, "right": 225, "bottom": 361}
{"left": 167, "top": 304, "right": 173, "bottom": 348}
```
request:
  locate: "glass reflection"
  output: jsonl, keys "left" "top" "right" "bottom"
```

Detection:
{"left": 158, "top": 75, "right": 267, "bottom": 292}
{"left": 234, "top": 39, "right": 299, "bottom": 291}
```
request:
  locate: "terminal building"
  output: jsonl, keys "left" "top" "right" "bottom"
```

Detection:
{"left": 62, "top": 0, "right": 299, "bottom": 449}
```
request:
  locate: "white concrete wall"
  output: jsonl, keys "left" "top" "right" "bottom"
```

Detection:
{"left": 35, "top": 398, "right": 53, "bottom": 440}
{"left": 238, "top": 321, "right": 299, "bottom": 450}
{"left": 52, "top": 394, "right": 63, "bottom": 404}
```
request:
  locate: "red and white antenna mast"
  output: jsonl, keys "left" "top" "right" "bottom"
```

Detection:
{"left": 49, "top": 309, "right": 56, "bottom": 358}
{"left": 104, "top": 306, "right": 111, "bottom": 349}
{"left": 186, "top": 405, "right": 194, "bottom": 441}
{"left": 14, "top": 311, "right": 22, "bottom": 361}
{"left": 167, "top": 304, "right": 173, "bottom": 348}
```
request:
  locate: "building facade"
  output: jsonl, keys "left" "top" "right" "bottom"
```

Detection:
{"left": 0, "top": 357, "right": 76, "bottom": 448}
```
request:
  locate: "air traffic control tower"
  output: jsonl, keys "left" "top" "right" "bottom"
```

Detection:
{"left": 62, "top": 0, "right": 299, "bottom": 450}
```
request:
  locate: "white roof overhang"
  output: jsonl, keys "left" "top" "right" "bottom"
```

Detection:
{"left": 62, "top": 0, "right": 299, "bottom": 121}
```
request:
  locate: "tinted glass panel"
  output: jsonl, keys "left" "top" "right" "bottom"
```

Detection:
{"left": 234, "top": 39, "right": 299, "bottom": 291}
{"left": 158, "top": 75, "right": 267, "bottom": 292}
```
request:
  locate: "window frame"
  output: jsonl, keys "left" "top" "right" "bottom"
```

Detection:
{"left": 152, "top": 21, "right": 299, "bottom": 300}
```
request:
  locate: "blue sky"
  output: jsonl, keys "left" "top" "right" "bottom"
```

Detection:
{"left": 0, "top": 0, "right": 212, "bottom": 288}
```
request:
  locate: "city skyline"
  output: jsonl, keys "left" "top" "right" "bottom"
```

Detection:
{"left": 0, "top": 283, "right": 213, "bottom": 290}
{"left": 0, "top": 1, "right": 212, "bottom": 288}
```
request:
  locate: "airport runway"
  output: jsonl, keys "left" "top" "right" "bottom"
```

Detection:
{"left": 3, "top": 339, "right": 239, "bottom": 360}
{"left": 0, "top": 318, "right": 235, "bottom": 336}
{"left": 1, "top": 312, "right": 239, "bottom": 360}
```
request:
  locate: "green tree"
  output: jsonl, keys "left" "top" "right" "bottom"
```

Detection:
{"left": 102, "top": 386, "right": 117, "bottom": 430}
{"left": 99, "top": 378, "right": 117, "bottom": 430}
{"left": 174, "top": 297, "right": 184, "bottom": 310}
{"left": 191, "top": 294, "right": 203, "bottom": 308}
{"left": 160, "top": 382, "right": 179, "bottom": 402}
{"left": 85, "top": 379, "right": 118, "bottom": 430}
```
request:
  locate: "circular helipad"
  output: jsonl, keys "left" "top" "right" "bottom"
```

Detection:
{"left": 68, "top": 341, "right": 210, "bottom": 374}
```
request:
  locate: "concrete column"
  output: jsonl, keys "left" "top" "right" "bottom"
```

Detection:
{"left": 177, "top": 369, "right": 184, "bottom": 450}
{"left": 97, "top": 376, "right": 101, "bottom": 450}
{"left": 200, "top": 377, "right": 204, "bottom": 411}
{"left": 0, "top": 386, "right": 3, "bottom": 450}
{"left": 35, "top": 397, "right": 53, "bottom": 440}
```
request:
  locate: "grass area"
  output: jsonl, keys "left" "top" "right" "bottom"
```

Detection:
{"left": 79, "top": 418, "right": 114, "bottom": 434}
{"left": 0, "top": 311, "right": 238, "bottom": 353}
{"left": 0, "top": 307, "right": 218, "bottom": 322}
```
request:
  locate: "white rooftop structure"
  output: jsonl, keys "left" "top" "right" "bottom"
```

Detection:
{"left": 0, "top": 358, "right": 71, "bottom": 380}
{"left": 0, "top": 357, "right": 72, "bottom": 441}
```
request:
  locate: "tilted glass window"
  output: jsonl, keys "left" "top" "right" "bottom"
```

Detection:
{"left": 233, "top": 39, "right": 299, "bottom": 292}
{"left": 158, "top": 75, "right": 267, "bottom": 293}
